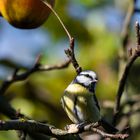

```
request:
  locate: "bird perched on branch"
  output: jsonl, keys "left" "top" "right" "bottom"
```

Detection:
{"left": 61, "top": 70, "right": 100, "bottom": 124}
{"left": 61, "top": 70, "right": 118, "bottom": 134}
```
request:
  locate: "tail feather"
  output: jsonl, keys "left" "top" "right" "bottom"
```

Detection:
{"left": 99, "top": 118, "right": 118, "bottom": 134}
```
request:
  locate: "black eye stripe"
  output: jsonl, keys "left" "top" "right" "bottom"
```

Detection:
{"left": 80, "top": 74, "right": 93, "bottom": 80}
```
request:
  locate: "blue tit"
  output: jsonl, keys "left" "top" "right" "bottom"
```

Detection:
{"left": 61, "top": 70, "right": 101, "bottom": 124}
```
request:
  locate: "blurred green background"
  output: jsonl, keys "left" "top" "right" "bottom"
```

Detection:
{"left": 0, "top": 0, "right": 140, "bottom": 139}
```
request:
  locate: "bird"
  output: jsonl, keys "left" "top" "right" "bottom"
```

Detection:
{"left": 61, "top": 70, "right": 118, "bottom": 134}
{"left": 61, "top": 70, "right": 101, "bottom": 124}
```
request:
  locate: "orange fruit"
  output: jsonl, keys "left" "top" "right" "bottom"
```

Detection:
{"left": 0, "top": 0, "right": 55, "bottom": 29}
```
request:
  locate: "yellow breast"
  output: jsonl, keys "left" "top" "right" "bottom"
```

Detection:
{"left": 65, "top": 83, "right": 89, "bottom": 95}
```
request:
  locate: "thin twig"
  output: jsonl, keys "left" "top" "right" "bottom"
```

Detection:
{"left": 41, "top": 0, "right": 72, "bottom": 41}
{"left": 39, "top": 59, "right": 70, "bottom": 71}
{"left": 118, "top": 0, "right": 136, "bottom": 80}
{"left": 91, "top": 127, "right": 128, "bottom": 139}
{"left": 65, "top": 38, "right": 82, "bottom": 74}
{"left": 121, "top": 0, "right": 135, "bottom": 48}
{"left": 43, "top": 3, "right": 82, "bottom": 74}
{"left": 41, "top": 0, "right": 82, "bottom": 74}
{"left": 0, "top": 59, "right": 70, "bottom": 95}
{"left": 113, "top": 21, "right": 140, "bottom": 125}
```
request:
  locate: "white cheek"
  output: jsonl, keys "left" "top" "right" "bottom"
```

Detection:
{"left": 76, "top": 75, "right": 89, "bottom": 84}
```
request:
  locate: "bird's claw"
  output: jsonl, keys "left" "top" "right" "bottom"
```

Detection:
{"left": 65, "top": 124, "right": 79, "bottom": 133}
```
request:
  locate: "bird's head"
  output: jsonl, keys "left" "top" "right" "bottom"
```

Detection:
{"left": 73, "top": 70, "right": 98, "bottom": 93}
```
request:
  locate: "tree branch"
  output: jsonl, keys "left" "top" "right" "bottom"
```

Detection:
{"left": 0, "top": 120, "right": 79, "bottom": 140}
{"left": 114, "top": 1, "right": 136, "bottom": 126}
{"left": 0, "top": 58, "right": 70, "bottom": 95}
{"left": 65, "top": 38, "right": 82, "bottom": 74}
{"left": 0, "top": 95, "right": 25, "bottom": 119}
{"left": 0, "top": 120, "right": 129, "bottom": 140}
{"left": 121, "top": 0, "right": 135, "bottom": 49}
{"left": 118, "top": 0, "right": 136, "bottom": 81}
{"left": 113, "top": 21, "right": 140, "bottom": 125}
{"left": 41, "top": 1, "right": 82, "bottom": 74}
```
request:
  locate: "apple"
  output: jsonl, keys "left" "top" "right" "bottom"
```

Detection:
{"left": 0, "top": 0, "right": 55, "bottom": 29}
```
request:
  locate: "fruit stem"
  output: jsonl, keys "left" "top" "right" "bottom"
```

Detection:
{"left": 42, "top": 0, "right": 72, "bottom": 41}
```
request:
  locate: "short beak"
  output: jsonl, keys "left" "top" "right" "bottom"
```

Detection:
{"left": 93, "top": 79, "right": 98, "bottom": 83}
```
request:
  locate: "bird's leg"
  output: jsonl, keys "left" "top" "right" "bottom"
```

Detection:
{"left": 77, "top": 121, "right": 88, "bottom": 130}
{"left": 77, "top": 121, "right": 100, "bottom": 132}
{"left": 65, "top": 121, "right": 100, "bottom": 133}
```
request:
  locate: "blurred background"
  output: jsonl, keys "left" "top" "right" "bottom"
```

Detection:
{"left": 0, "top": 0, "right": 140, "bottom": 139}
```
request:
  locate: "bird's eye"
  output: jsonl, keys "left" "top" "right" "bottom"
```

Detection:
{"left": 95, "top": 77, "right": 98, "bottom": 81}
